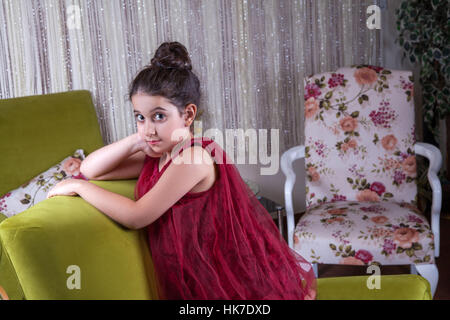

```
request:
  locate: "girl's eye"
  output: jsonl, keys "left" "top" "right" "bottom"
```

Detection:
{"left": 135, "top": 113, "right": 165, "bottom": 122}
{"left": 153, "top": 113, "right": 165, "bottom": 121}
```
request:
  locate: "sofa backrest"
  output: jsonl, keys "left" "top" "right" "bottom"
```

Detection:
{"left": 0, "top": 90, "right": 104, "bottom": 197}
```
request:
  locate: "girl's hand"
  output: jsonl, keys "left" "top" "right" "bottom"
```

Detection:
{"left": 133, "top": 133, "right": 164, "bottom": 158}
{"left": 46, "top": 179, "right": 82, "bottom": 199}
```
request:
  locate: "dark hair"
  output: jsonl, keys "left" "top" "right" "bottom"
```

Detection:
{"left": 128, "top": 42, "right": 201, "bottom": 119}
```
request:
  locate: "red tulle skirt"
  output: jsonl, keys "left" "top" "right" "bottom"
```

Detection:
{"left": 135, "top": 137, "right": 316, "bottom": 299}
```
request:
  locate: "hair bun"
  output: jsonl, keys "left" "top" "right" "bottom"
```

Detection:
{"left": 150, "top": 42, "right": 192, "bottom": 71}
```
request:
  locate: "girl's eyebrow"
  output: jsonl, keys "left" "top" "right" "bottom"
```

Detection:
{"left": 133, "top": 106, "right": 167, "bottom": 113}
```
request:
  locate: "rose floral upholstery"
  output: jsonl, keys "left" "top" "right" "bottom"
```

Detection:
{"left": 294, "top": 66, "right": 435, "bottom": 267}
{"left": 294, "top": 201, "right": 434, "bottom": 266}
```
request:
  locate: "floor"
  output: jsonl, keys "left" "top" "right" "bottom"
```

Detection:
{"left": 283, "top": 211, "right": 450, "bottom": 300}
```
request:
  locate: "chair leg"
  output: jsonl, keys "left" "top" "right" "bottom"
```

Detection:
{"left": 415, "top": 264, "right": 439, "bottom": 298}
{"left": 312, "top": 263, "right": 318, "bottom": 278}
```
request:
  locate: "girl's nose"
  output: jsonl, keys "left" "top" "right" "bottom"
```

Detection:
{"left": 144, "top": 121, "right": 156, "bottom": 136}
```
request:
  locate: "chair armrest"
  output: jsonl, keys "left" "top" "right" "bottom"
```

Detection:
{"left": 280, "top": 145, "right": 306, "bottom": 249}
{"left": 0, "top": 179, "right": 158, "bottom": 299}
{"left": 415, "top": 142, "right": 442, "bottom": 257}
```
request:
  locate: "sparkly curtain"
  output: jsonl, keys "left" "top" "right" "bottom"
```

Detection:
{"left": 0, "top": 0, "right": 382, "bottom": 152}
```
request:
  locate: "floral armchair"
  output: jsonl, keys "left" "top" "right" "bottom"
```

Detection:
{"left": 281, "top": 66, "right": 442, "bottom": 297}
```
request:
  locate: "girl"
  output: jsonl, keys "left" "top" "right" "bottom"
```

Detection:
{"left": 47, "top": 42, "right": 316, "bottom": 300}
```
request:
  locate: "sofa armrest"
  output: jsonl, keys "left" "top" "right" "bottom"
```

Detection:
{"left": 0, "top": 179, "right": 159, "bottom": 300}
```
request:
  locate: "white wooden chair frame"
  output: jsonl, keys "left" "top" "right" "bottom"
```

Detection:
{"left": 281, "top": 142, "right": 442, "bottom": 297}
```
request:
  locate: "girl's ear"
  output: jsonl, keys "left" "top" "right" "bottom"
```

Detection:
{"left": 184, "top": 104, "right": 197, "bottom": 125}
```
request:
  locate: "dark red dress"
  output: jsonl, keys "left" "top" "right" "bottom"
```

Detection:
{"left": 135, "top": 137, "right": 316, "bottom": 300}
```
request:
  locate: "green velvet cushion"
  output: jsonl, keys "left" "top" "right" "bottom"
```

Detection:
{"left": 0, "top": 90, "right": 104, "bottom": 197}
{"left": 0, "top": 179, "right": 159, "bottom": 300}
{"left": 317, "top": 274, "right": 431, "bottom": 300}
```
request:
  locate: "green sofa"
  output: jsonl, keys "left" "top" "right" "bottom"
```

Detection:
{"left": 0, "top": 90, "right": 432, "bottom": 300}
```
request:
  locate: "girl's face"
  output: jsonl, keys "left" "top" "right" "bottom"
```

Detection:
{"left": 132, "top": 93, "right": 195, "bottom": 154}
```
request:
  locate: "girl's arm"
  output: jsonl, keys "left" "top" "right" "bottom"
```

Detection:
{"left": 73, "top": 146, "right": 211, "bottom": 229}
{"left": 80, "top": 133, "right": 162, "bottom": 180}
{"left": 73, "top": 180, "right": 138, "bottom": 229}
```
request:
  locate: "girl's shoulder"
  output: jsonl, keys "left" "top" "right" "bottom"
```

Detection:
{"left": 175, "top": 142, "right": 218, "bottom": 194}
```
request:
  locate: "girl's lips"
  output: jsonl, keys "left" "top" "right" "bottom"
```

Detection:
{"left": 148, "top": 140, "right": 161, "bottom": 145}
